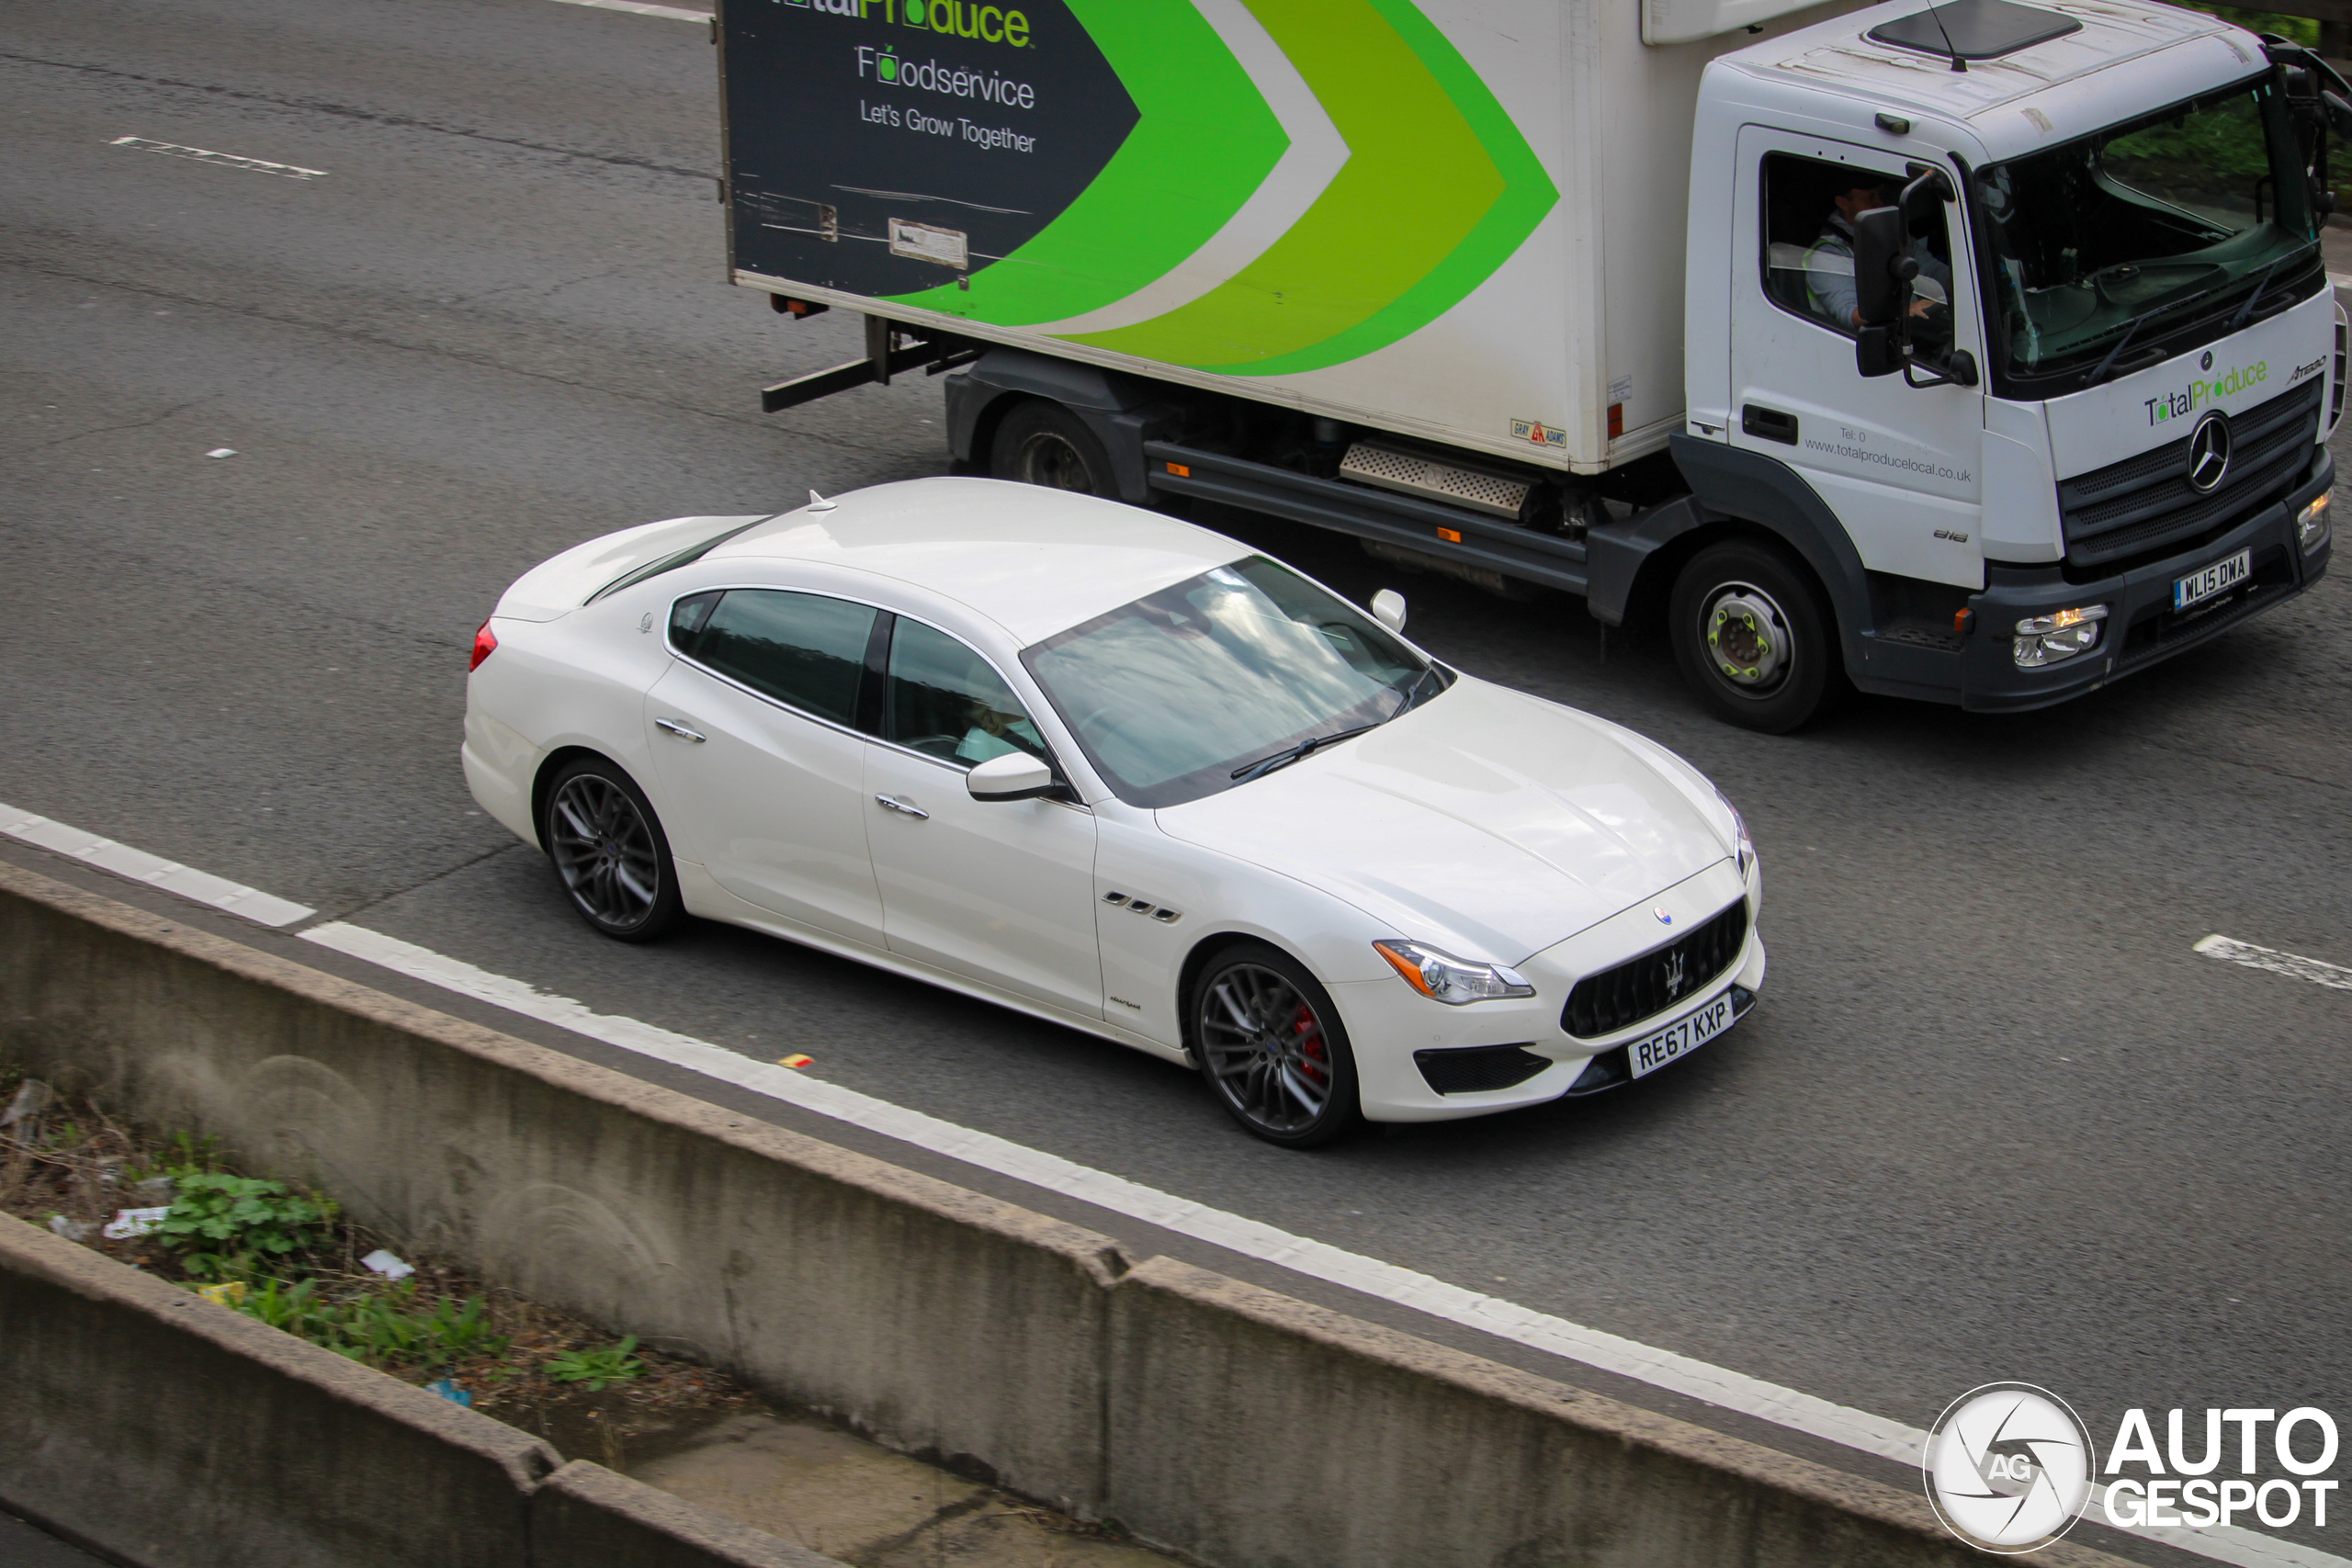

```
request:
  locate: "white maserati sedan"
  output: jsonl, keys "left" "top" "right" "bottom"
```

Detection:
{"left": 463, "top": 479, "right": 1765, "bottom": 1146}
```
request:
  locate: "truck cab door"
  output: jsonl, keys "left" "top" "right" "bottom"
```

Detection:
{"left": 1728, "top": 130, "right": 1985, "bottom": 592}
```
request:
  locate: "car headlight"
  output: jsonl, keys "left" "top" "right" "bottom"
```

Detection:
{"left": 2012, "top": 604, "right": 2108, "bottom": 668}
{"left": 1715, "top": 787, "right": 1757, "bottom": 879}
{"left": 1373, "top": 941, "right": 1535, "bottom": 1004}
{"left": 2299, "top": 491, "right": 2331, "bottom": 555}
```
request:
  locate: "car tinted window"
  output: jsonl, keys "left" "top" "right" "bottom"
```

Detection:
{"left": 884, "top": 618, "right": 1047, "bottom": 768}
{"left": 674, "top": 589, "right": 876, "bottom": 727}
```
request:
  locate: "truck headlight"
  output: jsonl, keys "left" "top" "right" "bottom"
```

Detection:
{"left": 2013, "top": 604, "right": 2108, "bottom": 667}
{"left": 1374, "top": 941, "right": 1536, "bottom": 1004}
{"left": 2299, "top": 491, "right": 2331, "bottom": 555}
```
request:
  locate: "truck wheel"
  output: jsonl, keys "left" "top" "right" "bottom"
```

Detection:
{"left": 990, "top": 399, "right": 1115, "bottom": 497}
{"left": 1668, "top": 541, "right": 1839, "bottom": 733}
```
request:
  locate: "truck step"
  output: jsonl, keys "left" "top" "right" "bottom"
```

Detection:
{"left": 1339, "top": 441, "right": 1543, "bottom": 522}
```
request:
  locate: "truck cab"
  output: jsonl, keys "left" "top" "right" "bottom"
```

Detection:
{"left": 1669, "top": 0, "right": 2338, "bottom": 725}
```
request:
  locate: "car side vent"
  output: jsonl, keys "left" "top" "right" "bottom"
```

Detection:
{"left": 1102, "top": 891, "right": 1182, "bottom": 924}
{"left": 1414, "top": 1043, "right": 1551, "bottom": 1095}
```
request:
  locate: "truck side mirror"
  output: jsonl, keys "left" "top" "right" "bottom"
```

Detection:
{"left": 1851, "top": 207, "right": 1916, "bottom": 327}
{"left": 2325, "top": 88, "right": 2352, "bottom": 140}
{"left": 1856, "top": 325, "right": 1904, "bottom": 378}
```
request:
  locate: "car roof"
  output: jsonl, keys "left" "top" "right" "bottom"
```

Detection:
{"left": 704, "top": 477, "right": 1251, "bottom": 644}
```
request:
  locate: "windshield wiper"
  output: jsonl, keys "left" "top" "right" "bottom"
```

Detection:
{"left": 2086, "top": 305, "right": 2168, "bottom": 386}
{"left": 1229, "top": 724, "right": 1380, "bottom": 784}
{"left": 2229, "top": 245, "right": 2312, "bottom": 330}
{"left": 1391, "top": 663, "right": 1446, "bottom": 718}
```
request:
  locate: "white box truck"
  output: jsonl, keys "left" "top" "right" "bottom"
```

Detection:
{"left": 715, "top": 0, "right": 2342, "bottom": 728}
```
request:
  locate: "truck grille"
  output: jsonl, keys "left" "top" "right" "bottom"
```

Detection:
{"left": 2056, "top": 380, "right": 2322, "bottom": 571}
{"left": 1562, "top": 900, "right": 1747, "bottom": 1040}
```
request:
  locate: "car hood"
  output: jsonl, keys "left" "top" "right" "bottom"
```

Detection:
{"left": 1152, "top": 678, "right": 1733, "bottom": 963}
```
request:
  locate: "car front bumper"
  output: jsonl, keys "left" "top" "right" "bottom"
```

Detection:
{"left": 1340, "top": 860, "right": 1765, "bottom": 1122}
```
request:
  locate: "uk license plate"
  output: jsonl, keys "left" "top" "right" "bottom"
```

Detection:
{"left": 1629, "top": 989, "right": 1736, "bottom": 1079}
{"left": 2174, "top": 548, "right": 2250, "bottom": 611}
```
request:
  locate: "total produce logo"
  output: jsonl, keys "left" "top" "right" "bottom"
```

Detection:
{"left": 784, "top": 0, "right": 1032, "bottom": 48}
{"left": 2144, "top": 358, "right": 2267, "bottom": 424}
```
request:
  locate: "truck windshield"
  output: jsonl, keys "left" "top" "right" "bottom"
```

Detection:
{"left": 1973, "top": 74, "right": 2317, "bottom": 389}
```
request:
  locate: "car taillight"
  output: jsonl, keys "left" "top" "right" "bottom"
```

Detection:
{"left": 470, "top": 619, "right": 498, "bottom": 671}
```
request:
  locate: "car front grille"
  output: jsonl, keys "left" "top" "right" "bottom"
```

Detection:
{"left": 2057, "top": 380, "right": 2322, "bottom": 571}
{"left": 1563, "top": 900, "right": 1747, "bottom": 1040}
{"left": 1414, "top": 1043, "right": 1552, "bottom": 1095}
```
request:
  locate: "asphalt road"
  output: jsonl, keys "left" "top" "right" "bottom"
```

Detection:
{"left": 5, "top": 3, "right": 2350, "bottom": 1561}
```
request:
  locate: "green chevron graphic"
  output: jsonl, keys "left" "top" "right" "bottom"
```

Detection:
{"left": 881, "top": 0, "right": 1289, "bottom": 326}
{"left": 1063, "top": 0, "right": 1558, "bottom": 375}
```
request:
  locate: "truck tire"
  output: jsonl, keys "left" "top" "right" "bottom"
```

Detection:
{"left": 1668, "top": 540, "right": 1840, "bottom": 733}
{"left": 990, "top": 399, "right": 1115, "bottom": 497}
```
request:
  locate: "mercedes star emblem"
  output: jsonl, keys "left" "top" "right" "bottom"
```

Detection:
{"left": 2186, "top": 412, "right": 2232, "bottom": 494}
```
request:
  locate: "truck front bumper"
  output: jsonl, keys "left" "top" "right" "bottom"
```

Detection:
{"left": 1959, "top": 447, "right": 2333, "bottom": 713}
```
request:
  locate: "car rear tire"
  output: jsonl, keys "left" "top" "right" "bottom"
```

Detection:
{"left": 540, "top": 757, "right": 685, "bottom": 942}
{"left": 1190, "top": 942, "right": 1362, "bottom": 1149}
{"left": 989, "top": 399, "right": 1116, "bottom": 498}
{"left": 1668, "top": 540, "right": 1841, "bottom": 734}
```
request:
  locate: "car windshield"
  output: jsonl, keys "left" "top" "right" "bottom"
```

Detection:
{"left": 1022, "top": 558, "right": 1430, "bottom": 808}
{"left": 1973, "top": 74, "right": 2317, "bottom": 388}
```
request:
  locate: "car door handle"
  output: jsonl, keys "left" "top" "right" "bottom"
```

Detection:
{"left": 875, "top": 794, "right": 929, "bottom": 820}
{"left": 655, "top": 717, "right": 707, "bottom": 743}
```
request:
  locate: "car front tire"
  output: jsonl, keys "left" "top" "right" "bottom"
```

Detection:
{"left": 540, "top": 757, "right": 685, "bottom": 943}
{"left": 1190, "top": 942, "right": 1362, "bottom": 1149}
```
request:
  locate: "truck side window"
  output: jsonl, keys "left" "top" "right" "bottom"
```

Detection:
{"left": 1761, "top": 153, "right": 1954, "bottom": 348}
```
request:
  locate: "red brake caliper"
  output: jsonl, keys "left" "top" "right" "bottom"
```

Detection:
{"left": 1293, "top": 1005, "right": 1328, "bottom": 1088}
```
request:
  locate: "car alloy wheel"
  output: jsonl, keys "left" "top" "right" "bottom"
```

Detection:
{"left": 543, "top": 763, "right": 683, "bottom": 942}
{"left": 1193, "top": 946, "right": 1360, "bottom": 1147}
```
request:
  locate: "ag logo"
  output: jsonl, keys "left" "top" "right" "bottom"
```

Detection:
{"left": 1924, "top": 1383, "right": 2095, "bottom": 1553}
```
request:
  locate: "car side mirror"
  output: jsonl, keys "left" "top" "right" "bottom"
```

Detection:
{"left": 967, "top": 750, "right": 1057, "bottom": 802}
{"left": 1370, "top": 589, "right": 1408, "bottom": 633}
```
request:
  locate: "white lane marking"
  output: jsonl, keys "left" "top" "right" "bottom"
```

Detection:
{"left": 2333, "top": 273, "right": 2352, "bottom": 292}
{"left": 0, "top": 805, "right": 313, "bottom": 928}
{"left": 295, "top": 919, "right": 2348, "bottom": 1568}
{"left": 109, "top": 138, "right": 328, "bottom": 181}
{"left": 2197, "top": 934, "right": 2352, "bottom": 992}
{"left": 548, "top": 0, "right": 710, "bottom": 20}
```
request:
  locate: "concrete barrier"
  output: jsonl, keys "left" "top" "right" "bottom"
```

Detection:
{"left": 0, "top": 1215, "right": 828, "bottom": 1568}
{"left": 0, "top": 862, "right": 2132, "bottom": 1568}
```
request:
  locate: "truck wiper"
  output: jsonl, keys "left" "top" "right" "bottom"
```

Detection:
{"left": 2229, "top": 245, "right": 2312, "bottom": 330}
{"left": 1229, "top": 724, "right": 1380, "bottom": 783}
{"left": 2086, "top": 306, "right": 2167, "bottom": 386}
